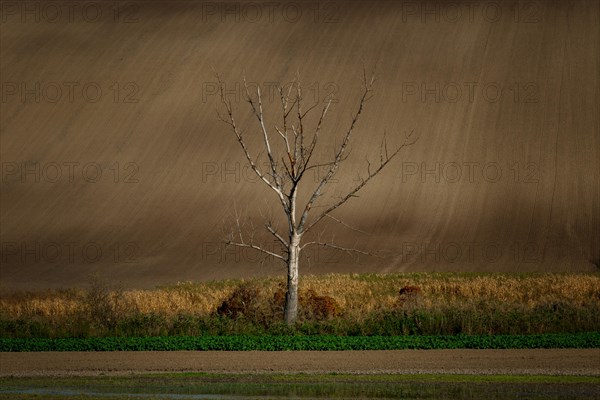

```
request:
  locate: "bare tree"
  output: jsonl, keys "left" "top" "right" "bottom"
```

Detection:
{"left": 217, "top": 69, "right": 416, "bottom": 325}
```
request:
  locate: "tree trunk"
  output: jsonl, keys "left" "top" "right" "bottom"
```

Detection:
{"left": 284, "top": 234, "right": 301, "bottom": 325}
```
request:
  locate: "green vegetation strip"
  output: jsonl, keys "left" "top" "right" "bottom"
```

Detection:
{"left": 1, "top": 332, "right": 598, "bottom": 352}
{"left": 1, "top": 373, "right": 599, "bottom": 400}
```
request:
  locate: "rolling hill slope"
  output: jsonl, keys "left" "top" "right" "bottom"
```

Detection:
{"left": 1, "top": 0, "right": 598, "bottom": 289}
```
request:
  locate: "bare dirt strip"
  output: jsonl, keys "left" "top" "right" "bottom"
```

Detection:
{"left": 1, "top": 349, "right": 599, "bottom": 377}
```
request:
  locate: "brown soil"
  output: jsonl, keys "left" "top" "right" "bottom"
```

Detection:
{"left": 1, "top": 1, "right": 599, "bottom": 289}
{"left": 1, "top": 349, "right": 599, "bottom": 377}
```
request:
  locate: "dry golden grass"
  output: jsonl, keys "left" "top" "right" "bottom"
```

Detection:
{"left": 1, "top": 273, "right": 598, "bottom": 323}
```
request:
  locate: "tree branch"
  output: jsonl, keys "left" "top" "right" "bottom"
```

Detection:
{"left": 324, "top": 213, "right": 370, "bottom": 235}
{"left": 215, "top": 73, "right": 290, "bottom": 213}
{"left": 301, "top": 241, "right": 374, "bottom": 257}
{"left": 297, "top": 68, "right": 375, "bottom": 232}
{"left": 297, "top": 98, "right": 333, "bottom": 180}
{"left": 243, "top": 77, "right": 282, "bottom": 189}
{"left": 304, "top": 129, "right": 417, "bottom": 233}
{"left": 225, "top": 241, "right": 287, "bottom": 261}
{"left": 266, "top": 223, "right": 289, "bottom": 247}
{"left": 224, "top": 204, "right": 288, "bottom": 263}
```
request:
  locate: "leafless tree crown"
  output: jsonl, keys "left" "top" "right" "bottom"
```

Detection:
{"left": 217, "top": 68, "right": 417, "bottom": 263}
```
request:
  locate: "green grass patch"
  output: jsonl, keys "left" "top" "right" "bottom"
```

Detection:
{"left": 1, "top": 332, "right": 598, "bottom": 352}
{"left": 1, "top": 373, "right": 598, "bottom": 400}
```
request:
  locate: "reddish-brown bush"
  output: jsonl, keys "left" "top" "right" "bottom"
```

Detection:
{"left": 216, "top": 284, "right": 261, "bottom": 318}
{"left": 272, "top": 286, "right": 339, "bottom": 321}
{"left": 302, "top": 289, "right": 339, "bottom": 320}
{"left": 397, "top": 285, "right": 422, "bottom": 309}
{"left": 399, "top": 286, "right": 421, "bottom": 296}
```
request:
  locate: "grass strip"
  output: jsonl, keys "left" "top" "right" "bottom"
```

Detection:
{"left": 1, "top": 332, "right": 598, "bottom": 352}
{"left": 1, "top": 373, "right": 598, "bottom": 400}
